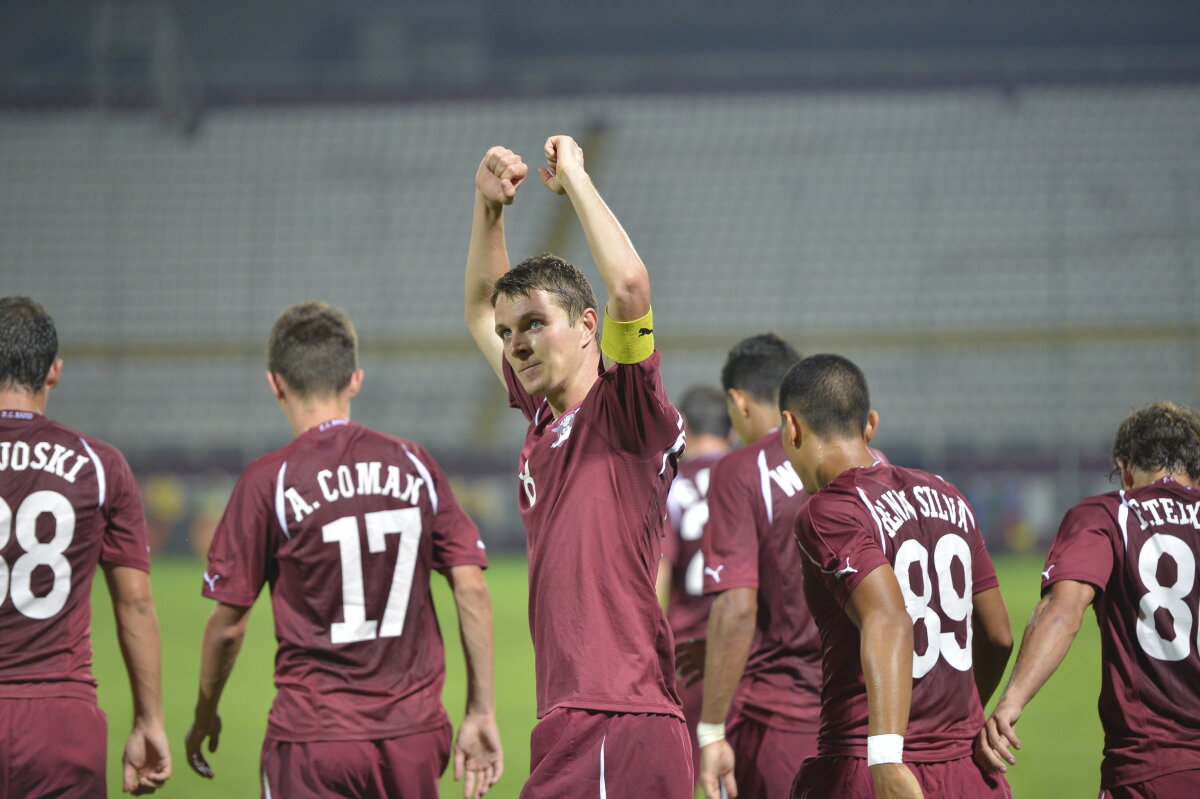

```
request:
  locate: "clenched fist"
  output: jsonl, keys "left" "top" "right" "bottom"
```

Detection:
{"left": 476, "top": 147, "right": 528, "bottom": 206}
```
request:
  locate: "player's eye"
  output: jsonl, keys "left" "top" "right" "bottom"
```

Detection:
{"left": 529, "top": 320, "right": 543, "bottom": 330}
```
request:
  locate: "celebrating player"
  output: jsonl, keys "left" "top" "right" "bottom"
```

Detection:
{"left": 976, "top": 401, "right": 1200, "bottom": 798}
{"left": 464, "top": 137, "right": 691, "bottom": 797}
{"left": 186, "top": 301, "right": 501, "bottom": 799}
{"left": 658, "top": 384, "right": 734, "bottom": 780}
{"left": 679, "top": 334, "right": 822, "bottom": 799}
{"left": 781, "top": 354, "right": 1013, "bottom": 799}
{"left": 0, "top": 296, "right": 171, "bottom": 797}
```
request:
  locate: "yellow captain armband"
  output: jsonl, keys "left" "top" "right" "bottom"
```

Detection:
{"left": 601, "top": 306, "right": 656, "bottom": 364}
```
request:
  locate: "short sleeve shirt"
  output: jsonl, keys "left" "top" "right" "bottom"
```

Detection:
{"left": 203, "top": 420, "right": 487, "bottom": 742}
{"left": 795, "top": 462, "right": 999, "bottom": 762}
{"left": 662, "top": 453, "right": 723, "bottom": 642}
{"left": 1042, "top": 479, "right": 1200, "bottom": 787}
{"left": 701, "top": 431, "right": 822, "bottom": 730}
{"left": 0, "top": 411, "right": 150, "bottom": 701}
{"left": 504, "top": 351, "right": 686, "bottom": 718}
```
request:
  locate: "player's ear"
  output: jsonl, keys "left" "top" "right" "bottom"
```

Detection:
{"left": 782, "top": 409, "right": 803, "bottom": 450}
{"left": 266, "top": 371, "right": 285, "bottom": 401}
{"left": 346, "top": 369, "right": 364, "bottom": 399}
{"left": 578, "top": 307, "right": 599, "bottom": 345}
{"left": 726, "top": 388, "right": 751, "bottom": 421}
{"left": 43, "top": 358, "right": 63, "bottom": 392}
{"left": 863, "top": 409, "right": 880, "bottom": 443}
{"left": 1116, "top": 459, "right": 1135, "bottom": 490}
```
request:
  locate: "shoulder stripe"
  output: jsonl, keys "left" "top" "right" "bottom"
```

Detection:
{"left": 404, "top": 447, "right": 439, "bottom": 515}
{"left": 78, "top": 437, "right": 106, "bottom": 508}
{"left": 274, "top": 461, "right": 291, "bottom": 539}
{"left": 757, "top": 449, "right": 774, "bottom": 525}
{"left": 855, "top": 487, "right": 888, "bottom": 551}
{"left": 657, "top": 409, "right": 686, "bottom": 476}
{"left": 1117, "top": 490, "right": 1130, "bottom": 550}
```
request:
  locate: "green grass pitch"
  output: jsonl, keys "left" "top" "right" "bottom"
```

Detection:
{"left": 90, "top": 554, "right": 1103, "bottom": 798}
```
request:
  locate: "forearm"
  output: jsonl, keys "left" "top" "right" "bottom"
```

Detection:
{"left": 699, "top": 588, "right": 757, "bottom": 724}
{"left": 465, "top": 194, "right": 508, "bottom": 322}
{"left": 450, "top": 567, "right": 497, "bottom": 716}
{"left": 105, "top": 566, "right": 164, "bottom": 725}
{"left": 557, "top": 168, "right": 649, "bottom": 320}
{"left": 194, "top": 605, "right": 250, "bottom": 719}
{"left": 860, "top": 609, "right": 914, "bottom": 737}
{"left": 995, "top": 594, "right": 1084, "bottom": 711}
{"left": 972, "top": 638, "right": 1012, "bottom": 708}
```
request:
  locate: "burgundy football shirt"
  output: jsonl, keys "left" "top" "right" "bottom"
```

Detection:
{"left": 1042, "top": 478, "right": 1200, "bottom": 787}
{"left": 203, "top": 420, "right": 487, "bottom": 742}
{"left": 503, "top": 351, "right": 686, "bottom": 719}
{"left": 795, "top": 462, "right": 999, "bottom": 762}
{"left": 701, "top": 430, "right": 822, "bottom": 731}
{"left": 662, "top": 454, "right": 723, "bottom": 642}
{"left": 0, "top": 410, "right": 150, "bottom": 701}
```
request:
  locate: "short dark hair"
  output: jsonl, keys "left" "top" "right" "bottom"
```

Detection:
{"left": 720, "top": 333, "right": 802, "bottom": 403}
{"left": 679, "top": 385, "right": 732, "bottom": 439}
{"left": 778, "top": 354, "right": 871, "bottom": 438}
{"left": 267, "top": 301, "right": 358, "bottom": 398}
{"left": 0, "top": 296, "right": 58, "bottom": 394}
{"left": 491, "top": 253, "right": 598, "bottom": 325}
{"left": 1112, "top": 402, "right": 1200, "bottom": 480}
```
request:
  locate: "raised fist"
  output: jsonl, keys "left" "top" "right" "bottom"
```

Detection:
{"left": 538, "top": 135, "right": 585, "bottom": 195}
{"left": 476, "top": 147, "right": 528, "bottom": 206}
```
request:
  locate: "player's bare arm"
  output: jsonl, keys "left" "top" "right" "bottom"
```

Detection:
{"left": 186, "top": 601, "right": 253, "bottom": 779}
{"left": 694, "top": 586, "right": 756, "bottom": 799}
{"left": 975, "top": 579, "right": 1094, "bottom": 775}
{"left": 466, "top": 146, "right": 528, "bottom": 382}
{"left": 105, "top": 564, "right": 171, "bottom": 795}
{"left": 538, "top": 135, "right": 651, "bottom": 326}
{"left": 445, "top": 565, "right": 503, "bottom": 799}
{"left": 845, "top": 565, "right": 925, "bottom": 799}
{"left": 970, "top": 587, "right": 1014, "bottom": 707}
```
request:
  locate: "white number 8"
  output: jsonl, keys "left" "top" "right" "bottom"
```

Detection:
{"left": 1136, "top": 533, "right": 1197, "bottom": 662}
{"left": 0, "top": 492, "right": 76, "bottom": 620}
{"left": 894, "top": 534, "right": 974, "bottom": 679}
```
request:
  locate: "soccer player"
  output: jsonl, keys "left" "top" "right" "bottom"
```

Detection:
{"left": 185, "top": 301, "right": 501, "bottom": 799}
{"left": 464, "top": 137, "right": 691, "bottom": 797}
{"left": 976, "top": 402, "right": 1200, "bottom": 799}
{"left": 781, "top": 354, "right": 1013, "bottom": 799}
{"left": 675, "top": 334, "right": 821, "bottom": 799}
{"left": 658, "top": 384, "right": 734, "bottom": 780}
{"left": 0, "top": 296, "right": 171, "bottom": 797}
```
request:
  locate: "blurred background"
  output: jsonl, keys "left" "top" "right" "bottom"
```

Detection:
{"left": 4, "top": 3, "right": 1200, "bottom": 798}
{"left": 3, "top": 0, "right": 1199, "bottom": 558}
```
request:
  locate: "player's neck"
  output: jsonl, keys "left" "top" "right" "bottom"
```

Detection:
{"left": 546, "top": 356, "right": 600, "bottom": 419}
{"left": 814, "top": 438, "right": 877, "bottom": 491}
{"left": 683, "top": 434, "right": 731, "bottom": 460}
{"left": 741, "top": 401, "right": 779, "bottom": 445}
{"left": 1128, "top": 467, "right": 1193, "bottom": 490}
{"left": 0, "top": 388, "right": 48, "bottom": 415}
{"left": 284, "top": 400, "right": 351, "bottom": 438}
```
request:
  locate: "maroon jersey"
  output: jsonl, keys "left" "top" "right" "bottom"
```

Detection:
{"left": 203, "top": 420, "right": 487, "bottom": 742}
{"left": 701, "top": 430, "right": 822, "bottom": 731}
{"left": 1042, "top": 478, "right": 1200, "bottom": 787}
{"left": 0, "top": 410, "right": 150, "bottom": 700}
{"left": 795, "top": 462, "right": 999, "bottom": 762}
{"left": 503, "top": 352, "right": 686, "bottom": 718}
{"left": 662, "top": 454, "right": 723, "bottom": 642}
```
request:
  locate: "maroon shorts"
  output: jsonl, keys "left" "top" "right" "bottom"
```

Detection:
{"left": 521, "top": 708, "right": 693, "bottom": 799}
{"left": 678, "top": 679, "right": 704, "bottom": 782}
{"left": 0, "top": 697, "right": 107, "bottom": 799}
{"left": 1102, "top": 769, "right": 1200, "bottom": 799}
{"left": 261, "top": 722, "right": 451, "bottom": 799}
{"left": 791, "top": 754, "right": 1011, "bottom": 799}
{"left": 728, "top": 714, "right": 817, "bottom": 799}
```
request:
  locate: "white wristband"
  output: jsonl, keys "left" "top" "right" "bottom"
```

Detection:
{"left": 696, "top": 722, "right": 726, "bottom": 748}
{"left": 866, "top": 734, "right": 904, "bottom": 766}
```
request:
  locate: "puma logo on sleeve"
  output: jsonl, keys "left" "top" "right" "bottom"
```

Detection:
{"left": 638, "top": 328, "right": 653, "bottom": 337}
{"left": 1042, "top": 564, "right": 1055, "bottom": 580}
{"left": 704, "top": 564, "right": 725, "bottom": 584}
{"left": 834, "top": 558, "right": 858, "bottom": 578}
{"left": 203, "top": 571, "right": 221, "bottom": 592}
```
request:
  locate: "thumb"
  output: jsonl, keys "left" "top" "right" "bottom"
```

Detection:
{"left": 454, "top": 746, "right": 465, "bottom": 781}
{"left": 123, "top": 758, "right": 138, "bottom": 793}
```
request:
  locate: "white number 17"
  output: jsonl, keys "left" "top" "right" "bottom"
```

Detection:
{"left": 322, "top": 508, "right": 422, "bottom": 645}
